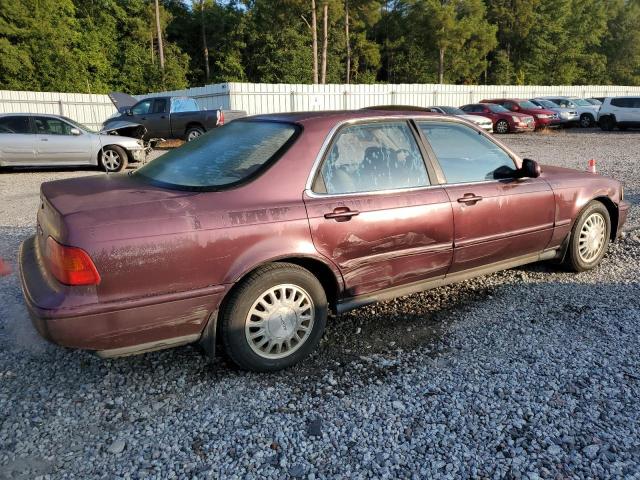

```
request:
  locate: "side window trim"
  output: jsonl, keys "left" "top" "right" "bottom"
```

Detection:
{"left": 310, "top": 119, "right": 433, "bottom": 196}
{"left": 416, "top": 119, "right": 519, "bottom": 185}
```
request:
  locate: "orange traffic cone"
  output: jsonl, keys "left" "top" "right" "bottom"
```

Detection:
{"left": 587, "top": 159, "right": 597, "bottom": 174}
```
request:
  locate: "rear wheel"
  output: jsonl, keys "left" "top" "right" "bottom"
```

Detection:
{"left": 566, "top": 201, "right": 611, "bottom": 272}
{"left": 99, "top": 145, "right": 128, "bottom": 173}
{"left": 220, "top": 263, "right": 328, "bottom": 372}
{"left": 599, "top": 116, "right": 615, "bottom": 131}
{"left": 495, "top": 120, "right": 510, "bottom": 134}
{"left": 185, "top": 126, "right": 204, "bottom": 141}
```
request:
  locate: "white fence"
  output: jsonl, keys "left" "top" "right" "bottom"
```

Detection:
{"left": 3, "top": 83, "right": 640, "bottom": 126}
{"left": 0, "top": 90, "right": 116, "bottom": 129}
{"left": 149, "top": 82, "right": 640, "bottom": 116}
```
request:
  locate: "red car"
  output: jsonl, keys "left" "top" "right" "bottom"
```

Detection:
{"left": 460, "top": 103, "right": 535, "bottom": 133}
{"left": 19, "top": 111, "right": 628, "bottom": 371}
{"left": 481, "top": 98, "right": 560, "bottom": 129}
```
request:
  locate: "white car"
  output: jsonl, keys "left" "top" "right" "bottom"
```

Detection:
{"left": 598, "top": 96, "right": 640, "bottom": 131}
{"left": 0, "top": 113, "right": 145, "bottom": 172}
{"left": 537, "top": 96, "right": 599, "bottom": 128}
{"left": 427, "top": 106, "right": 494, "bottom": 132}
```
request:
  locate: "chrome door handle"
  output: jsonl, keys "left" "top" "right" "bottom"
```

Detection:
{"left": 457, "top": 194, "right": 483, "bottom": 205}
{"left": 40, "top": 138, "right": 48, "bottom": 142}
{"left": 324, "top": 208, "right": 360, "bottom": 221}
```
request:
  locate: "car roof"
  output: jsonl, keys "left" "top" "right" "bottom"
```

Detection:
{"left": 0, "top": 113, "right": 61, "bottom": 118}
{"left": 250, "top": 109, "right": 439, "bottom": 125}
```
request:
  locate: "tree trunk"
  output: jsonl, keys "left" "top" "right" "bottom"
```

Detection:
{"left": 200, "top": 0, "right": 210, "bottom": 83}
{"left": 345, "top": 0, "right": 350, "bottom": 84}
{"left": 321, "top": 2, "right": 328, "bottom": 84}
{"left": 154, "top": 0, "right": 165, "bottom": 73}
{"left": 311, "top": 0, "right": 318, "bottom": 84}
{"left": 438, "top": 47, "right": 445, "bottom": 84}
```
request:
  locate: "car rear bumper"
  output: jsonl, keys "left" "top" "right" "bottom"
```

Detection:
{"left": 19, "top": 236, "right": 226, "bottom": 356}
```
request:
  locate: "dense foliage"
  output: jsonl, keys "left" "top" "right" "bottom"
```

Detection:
{"left": 1, "top": 0, "right": 639, "bottom": 93}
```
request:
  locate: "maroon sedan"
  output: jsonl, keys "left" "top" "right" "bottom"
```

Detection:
{"left": 19, "top": 111, "right": 628, "bottom": 371}
{"left": 481, "top": 98, "right": 560, "bottom": 129}
{"left": 460, "top": 103, "right": 535, "bottom": 133}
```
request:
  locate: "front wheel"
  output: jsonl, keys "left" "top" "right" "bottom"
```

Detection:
{"left": 220, "top": 263, "right": 328, "bottom": 372}
{"left": 495, "top": 120, "right": 510, "bottom": 134}
{"left": 185, "top": 126, "right": 204, "bottom": 141}
{"left": 580, "top": 114, "right": 594, "bottom": 128}
{"left": 565, "top": 201, "right": 611, "bottom": 272}
{"left": 99, "top": 145, "right": 128, "bottom": 173}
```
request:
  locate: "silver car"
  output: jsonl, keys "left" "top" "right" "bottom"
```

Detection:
{"left": 0, "top": 113, "right": 145, "bottom": 172}
{"left": 427, "top": 106, "right": 494, "bottom": 132}
{"left": 530, "top": 99, "right": 579, "bottom": 126}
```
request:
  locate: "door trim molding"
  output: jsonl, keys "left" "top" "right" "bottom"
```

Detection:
{"left": 336, "top": 248, "right": 559, "bottom": 314}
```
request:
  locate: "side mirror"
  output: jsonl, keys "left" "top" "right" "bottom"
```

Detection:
{"left": 520, "top": 158, "right": 541, "bottom": 178}
{"left": 125, "top": 108, "right": 133, "bottom": 116}
{"left": 511, "top": 105, "right": 519, "bottom": 111}
{"left": 70, "top": 128, "right": 81, "bottom": 136}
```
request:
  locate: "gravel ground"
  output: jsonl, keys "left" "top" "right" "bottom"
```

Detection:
{"left": 1, "top": 130, "right": 639, "bottom": 479}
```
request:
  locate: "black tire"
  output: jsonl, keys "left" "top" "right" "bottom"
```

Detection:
{"left": 495, "top": 119, "right": 510, "bottom": 134}
{"left": 599, "top": 116, "right": 615, "bottom": 131}
{"left": 220, "top": 263, "right": 328, "bottom": 372}
{"left": 185, "top": 126, "right": 205, "bottom": 142}
{"left": 580, "top": 113, "right": 594, "bottom": 128}
{"left": 99, "top": 145, "right": 128, "bottom": 173}
{"left": 565, "top": 201, "right": 611, "bottom": 272}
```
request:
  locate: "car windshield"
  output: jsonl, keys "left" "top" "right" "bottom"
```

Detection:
{"left": 572, "top": 98, "right": 592, "bottom": 106}
{"left": 486, "top": 104, "right": 509, "bottom": 113}
{"left": 134, "top": 120, "right": 299, "bottom": 190}
{"left": 439, "top": 106, "right": 466, "bottom": 115}
{"left": 517, "top": 101, "right": 538, "bottom": 109}
{"left": 586, "top": 99, "right": 602, "bottom": 105}
{"left": 535, "top": 99, "right": 557, "bottom": 109}
{"left": 63, "top": 116, "right": 95, "bottom": 133}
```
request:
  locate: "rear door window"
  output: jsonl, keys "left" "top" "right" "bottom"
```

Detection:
{"left": 152, "top": 99, "right": 168, "bottom": 113}
{"left": 418, "top": 121, "right": 516, "bottom": 184}
{"left": 0, "top": 116, "right": 31, "bottom": 134}
{"left": 135, "top": 120, "right": 298, "bottom": 190}
{"left": 611, "top": 97, "right": 639, "bottom": 108}
{"left": 317, "top": 122, "right": 429, "bottom": 195}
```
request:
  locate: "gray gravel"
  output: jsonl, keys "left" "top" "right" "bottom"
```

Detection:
{"left": 1, "top": 130, "right": 639, "bottom": 479}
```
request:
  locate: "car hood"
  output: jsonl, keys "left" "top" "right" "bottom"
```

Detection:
{"left": 108, "top": 92, "right": 139, "bottom": 113}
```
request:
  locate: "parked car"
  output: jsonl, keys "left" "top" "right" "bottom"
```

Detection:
{"left": 104, "top": 93, "right": 246, "bottom": 141}
{"left": 530, "top": 98, "right": 579, "bottom": 126}
{"left": 460, "top": 103, "right": 535, "bottom": 133}
{"left": 0, "top": 113, "right": 145, "bottom": 172}
{"left": 536, "top": 96, "right": 599, "bottom": 128}
{"left": 598, "top": 96, "right": 640, "bottom": 131}
{"left": 20, "top": 111, "right": 628, "bottom": 371}
{"left": 480, "top": 98, "right": 559, "bottom": 129}
{"left": 364, "top": 105, "right": 492, "bottom": 132}
{"left": 426, "top": 106, "right": 493, "bottom": 132}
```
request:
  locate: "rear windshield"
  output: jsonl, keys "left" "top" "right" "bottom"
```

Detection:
{"left": 439, "top": 106, "right": 466, "bottom": 115}
{"left": 135, "top": 120, "right": 299, "bottom": 190}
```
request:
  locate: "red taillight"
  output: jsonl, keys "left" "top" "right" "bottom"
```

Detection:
{"left": 45, "top": 237, "right": 101, "bottom": 286}
{"left": 218, "top": 109, "right": 225, "bottom": 126}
